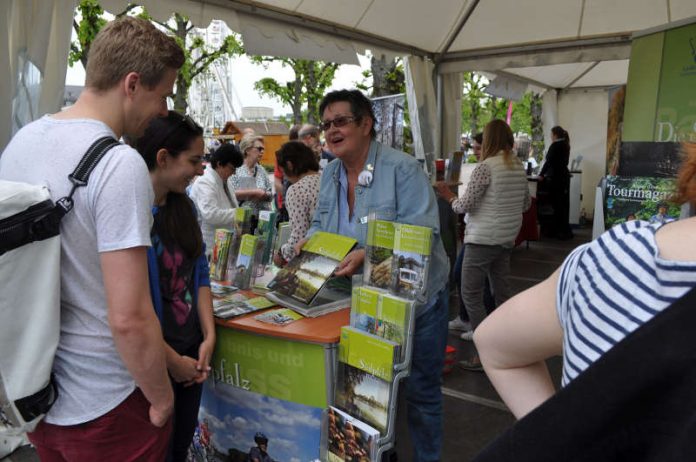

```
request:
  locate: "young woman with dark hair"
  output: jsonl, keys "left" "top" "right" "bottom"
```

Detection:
{"left": 274, "top": 141, "right": 321, "bottom": 265}
{"left": 136, "top": 111, "right": 215, "bottom": 462}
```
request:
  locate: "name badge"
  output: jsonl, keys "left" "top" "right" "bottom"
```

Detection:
{"left": 359, "top": 216, "right": 368, "bottom": 224}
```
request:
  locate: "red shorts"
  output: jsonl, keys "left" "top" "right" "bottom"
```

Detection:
{"left": 28, "top": 388, "right": 172, "bottom": 462}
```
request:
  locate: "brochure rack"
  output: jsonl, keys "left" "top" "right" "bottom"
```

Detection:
{"left": 323, "top": 213, "right": 429, "bottom": 462}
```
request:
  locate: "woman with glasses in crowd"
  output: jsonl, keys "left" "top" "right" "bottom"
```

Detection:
{"left": 229, "top": 134, "right": 273, "bottom": 215}
{"left": 136, "top": 111, "right": 215, "bottom": 462}
{"left": 189, "top": 143, "right": 244, "bottom": 259}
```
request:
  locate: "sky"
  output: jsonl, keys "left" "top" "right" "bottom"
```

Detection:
{"left": 65, "top": 50, "right": 371, "bottom": 118}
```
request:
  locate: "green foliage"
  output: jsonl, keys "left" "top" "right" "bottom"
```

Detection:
{"left": 460, "top": 72, "right": 536, "bottom": 137}
{"left": 251, "top": 57, "right": 338, "bottom": 123}
{"left": 69, "top": 0, "right": 243, "bottom": 113}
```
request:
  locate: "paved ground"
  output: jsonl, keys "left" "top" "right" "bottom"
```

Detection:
{"left": 2, "top": 227, "right": 590, "bottom": 462}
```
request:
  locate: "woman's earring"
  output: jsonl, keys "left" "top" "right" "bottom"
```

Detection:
{"left": 358, "top": 163, "right": 374, "bottom": 186}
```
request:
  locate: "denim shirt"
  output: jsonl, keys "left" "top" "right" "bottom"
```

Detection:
{"left": 309, "top": 140, "right": 449, "bottom": 312}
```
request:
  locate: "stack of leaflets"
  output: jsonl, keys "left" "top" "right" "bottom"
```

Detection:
{"left": 255, "top": 210, "right": 277, "bottom": 265}
{"left": 229, "top": 234, "right": 260, "bottom": 290}
{"left": 266, "top": 232, "right": 357, "bottom": 317}
{"left": 334, "top": 326, "right": 399, "bottom": 434}
{"left": 364, "top": 220, "right": 432, "bottom": 299}
{"left": 327, "top": 406, "right": 379, "bottom": 462}
{"left": 351, "top": 286, "right": 412, "bottom": 357}
{"left": 210, "top": 229, "right": 234, "bottom": 281}
{"left": 213, "top": 293, "right": 274, "bottom": 319}
{"left": 254, "top": 308, "right": 304, "bottom": 326}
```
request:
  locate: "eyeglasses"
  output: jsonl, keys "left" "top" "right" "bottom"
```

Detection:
{"left": 160, "top": 112, "right": 201, "bottom": 147}
{"left": 319, "top": 115, "right": 359, "bottom": 132}
{"left": 250, "top": 146, "right": 265, "bottom": 153}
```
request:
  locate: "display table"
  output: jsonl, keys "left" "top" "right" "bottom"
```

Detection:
{"left": 195, "top": 300, "right": 349, "bottom": 461}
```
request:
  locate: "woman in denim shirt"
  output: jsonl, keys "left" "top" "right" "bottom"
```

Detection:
{"left": 308, "top": 89, "right": 449, "bottom": 462}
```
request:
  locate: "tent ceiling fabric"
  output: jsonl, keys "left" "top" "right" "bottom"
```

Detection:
{"left": 101, "top": 0, "right": 696, "bottom": 88}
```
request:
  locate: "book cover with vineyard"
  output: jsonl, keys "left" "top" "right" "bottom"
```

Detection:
{"left": 267, "top": 232, "right": 356, "bottom": 304}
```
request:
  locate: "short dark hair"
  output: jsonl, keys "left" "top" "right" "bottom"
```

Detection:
{"left": 289, "top": 124, "right": 302, "bottom": 140}
{"left": 473, "top": 132, "right": 483, "bottom": 145}
{"left": 319, "top": 89, "right": 376, "bottom": 138}
{"left": 211, "top": 143, "right": 243, "bottom": 169}
{"left": 276, "top": 141, "right": 320, "bottom": 176}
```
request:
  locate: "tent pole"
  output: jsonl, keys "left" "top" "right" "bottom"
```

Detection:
{"left": 436, "top": 67, "right": 443, "bottom": 160}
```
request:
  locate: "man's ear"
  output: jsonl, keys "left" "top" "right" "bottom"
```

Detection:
{"left": 124, "top": 72, "right": 140, "bottom": 98}
{"left": 156, "top": 148, "right": 169, "bottom": 168}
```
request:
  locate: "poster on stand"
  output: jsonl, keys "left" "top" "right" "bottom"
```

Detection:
{"left": 616, "top": 142, "right": 682, "bottom": 178}
{"left": 371, "top": 94, "right": 405, "bottom": 151}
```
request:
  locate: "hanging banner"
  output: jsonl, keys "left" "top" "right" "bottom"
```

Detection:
{"left": 616, "top": 19, "right": 696, "bottom": 176}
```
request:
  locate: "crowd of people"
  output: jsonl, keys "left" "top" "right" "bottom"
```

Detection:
{"left": 3, "top": 13, "right": 696, "bottom": 462}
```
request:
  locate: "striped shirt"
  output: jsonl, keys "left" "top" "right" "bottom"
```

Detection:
{"left": 557, "top": 220, "right": 696, "bottom": 386}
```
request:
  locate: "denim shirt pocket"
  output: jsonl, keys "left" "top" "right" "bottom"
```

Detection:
{"left": 316, "top": 201, "right": 332, "bottom": 231}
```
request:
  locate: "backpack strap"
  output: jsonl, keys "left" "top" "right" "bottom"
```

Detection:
{"left": 55, "top": 136, "right": 121, "bottom": 216}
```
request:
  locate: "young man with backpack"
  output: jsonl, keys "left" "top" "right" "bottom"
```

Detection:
{"left": 0, "top": 17, "right": 184, "bottom": 461}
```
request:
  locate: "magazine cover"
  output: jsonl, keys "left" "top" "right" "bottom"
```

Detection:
{"left": 392, "top": 223, "right": 432, "bottom": 299}
{"left": 234, "top": 206, "right": 253, "bottom": 235}
{"left": 210, "top": 229, "right": 233, "bottom": 281}
{"left": 333, "top": 363, "right": 390, "bottom": 437}
{"left": 339, "top": 326, "right": 399, "bottom": 382}
{"left": 230, "top": 234, "right": 260, "bottom": 289}
{"left": 350, "top": 286, "right": 380, "bottom": 334}
{"left": 364, "top": 219, "right": 395, "bottom": 290}
{"left": 267, "top": 232, "right": 357, "bottom": 305}
{"left": 604, "top": 176, "right": 679, "bottom": 228}
{"left": 255, "top": 210, "right": 277, "bottom": 265}
{"left": 327, "top": 406, "right": 379, "bottom": 462}
{"left": 213, "top": 293, "right": 274, "bottom": 319}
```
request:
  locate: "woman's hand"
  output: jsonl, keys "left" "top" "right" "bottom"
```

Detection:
{"left": 169, "top": 354, "right": 201, "bottom": 386}
{"left": 294, "top": 238, "right": 309, "bottom": 257}
{"left": 273, "top": 251, "right": 287, "bottom": 267}
{"left": 434, "top": 181, "right": 456, "bottom": 202}
{"left": 335, "top": 249, "right": 365, "bottom": 277}
{"left": 194, "top": 338, "right": 215, "bottom": 384}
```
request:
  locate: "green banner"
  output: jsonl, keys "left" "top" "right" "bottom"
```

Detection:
{"left": 211, "top": 327, "right": 328, "bottom": 408}
{"left": 623, "top": 21, "right": 696, "bottom": 143}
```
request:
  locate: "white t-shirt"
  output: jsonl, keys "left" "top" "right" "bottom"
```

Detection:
{"left": 0, "top": 116, "right": 154, "bottom": 425}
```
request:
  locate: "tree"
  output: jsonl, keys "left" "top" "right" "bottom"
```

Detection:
{"left": 69, "top": 0, "right": 243, "bottom": 113}
{"left": 69, "top": 0, "right": 138, "bottom": 69}
{"left": 356, "top": 54, "right": 405, "bottom": 97}
{"left": 252, "top": 57, "right": 338, "bottom": 124}
{"left": 461, "top": 72, "right": 487, "bottom": 135}
{"left": 530, "top": 93, "right": 544, "bottom": 162}
{"left": 153, "top": 13, "right": 243, "bottom": 113}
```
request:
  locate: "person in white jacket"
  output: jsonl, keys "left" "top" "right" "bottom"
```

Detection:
{"left": 189, "top": 143, "right": 244, "bottom": 257}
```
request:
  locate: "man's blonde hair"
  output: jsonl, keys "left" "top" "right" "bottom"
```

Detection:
{"left": 85, "top": 16, "right": 184, "bottom": 91}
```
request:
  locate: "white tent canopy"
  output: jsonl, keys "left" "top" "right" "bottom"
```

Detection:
{"left": 4, "top": 0, "right": 696, "bottom": 213}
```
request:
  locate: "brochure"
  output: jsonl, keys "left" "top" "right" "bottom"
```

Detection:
{"left": 267, "top": 231, "right": 357, "bottom": 306}
{"left": 213, "top": 293, "right": 275, "bottom": 319}
{"left": 265, "top": 276, "right": 351, "bottom": 318}
{"left": 210, "top": 228, "right": 233, "bottom": 281}
{"left": 254, "top": 308, "right": 304, "bottom": 326}
{"left": 209, "top": 281, "right": 238, "bottom": 296}
{"left": 604, "top": 175, "right": 679, "bottom": 228}
{"left": 255, "top": 210, "right": 277, "bottom": 265}
{"left": 333, "top": 362, "right": 391, "bottom": 436}
{"left": 327, "top": 406, "right": 379, "bottom": 461}
{"left": 364, "top": 219, "right": 395, "bottom": 290}
{"left": 230, "top": 234, "right": 260, "bottom": 289}
{"left": 338, "top": 326, "right": 400, "bottom": 382}
{"left": 350, "top": 286, "right": 380, "bottom": 334}
{"left": 375, "top": 293, "right": 411, "bottom": 349}
{"left": 392, "top": 223, "right": 432, "bottom": 299}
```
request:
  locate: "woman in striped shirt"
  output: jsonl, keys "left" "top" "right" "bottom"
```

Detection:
{"left": 475, "top": 143, "right": 696, "bottom": 419}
